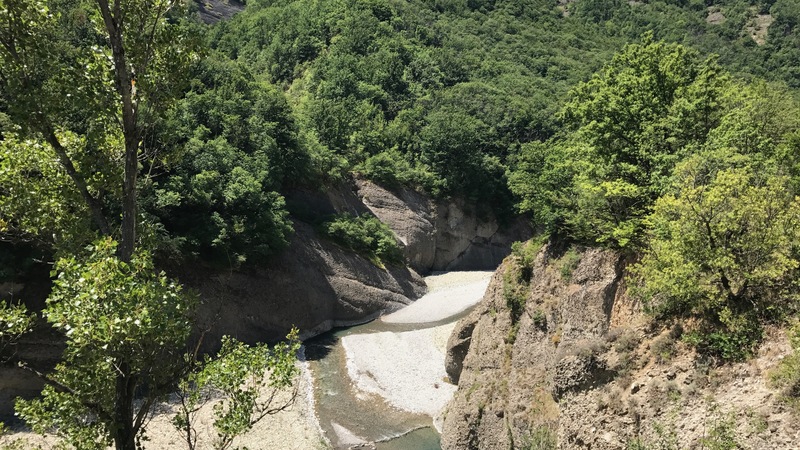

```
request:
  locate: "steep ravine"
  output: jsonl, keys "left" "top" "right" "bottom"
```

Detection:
{"left": 0, "top": 178, "right": 530, "bottom": 421}
{"left": 186, "top": 177, "right": 531, "bottom": 348}
{"left": 441, "top": 243, "right": 800, "bottom": 449}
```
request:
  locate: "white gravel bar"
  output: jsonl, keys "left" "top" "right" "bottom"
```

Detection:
{"left": 342, "top": 271, "right": 494, "bottom": 418}
{"left": 342, "top": 324, "right": 457, "bottom": 417}
{"left": 381, "top": 271, "right": 493, "bottom": 324}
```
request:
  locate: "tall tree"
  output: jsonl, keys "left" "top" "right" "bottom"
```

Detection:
{"left": 0, "top": 2, "right": 298, "bottom": 450}
{"left": 0, "top": 0, "right": 194, "bottom": 259}
{"left": 632, "top": 150, "right": 800, "bottom": 359}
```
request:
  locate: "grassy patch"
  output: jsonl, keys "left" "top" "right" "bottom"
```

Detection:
{"left": 556, "top": 248, "right": 582, "bottom": 281}
{"left": 770, "top": 324, "right": 800, "bottom": 411}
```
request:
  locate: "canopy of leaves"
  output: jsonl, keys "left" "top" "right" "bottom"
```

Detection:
{"left": 16, "top": 238, "right": 194, "bottom": 449}
{"left": 143, "top": 57, "right": 304, "bottom": 265}
{"left": 511, "top": 37, "right": 732, "bottom": 247}
{"left": 631, "top": 150, "right": 800, "bottom": 359}
{"left": 321, "top": 213, "right": 403, "bottom": 266}
{"left": 197, "top": 0, "right": 800, "bottom": 220}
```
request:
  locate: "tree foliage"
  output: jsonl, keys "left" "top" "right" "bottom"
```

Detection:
{"left": 173, "top": 331, "right": 301, "bottom": 450}
{"left": 16, "top": 238, "right": 193, "bottom": 450}
{"left": 0, "top": 1, "right": 303, "bottom": 449}
{"left": 322, "top": 213, "right": 404, "bottom": 266}
{"left": 511, "top": 36, "right": 731, "bottom": 247}
{"left": 632, "top": 151, "right": 800, "bottom": 359}
{"left": 143, "top": 57, "right": 303, "bottom": 265}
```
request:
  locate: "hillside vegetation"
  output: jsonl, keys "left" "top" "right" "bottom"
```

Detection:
{"left": 2, "top": 0, "right": 800, "bottom": 448}
{"left": 3, "top": 0, "right": 800, "bottom": 266}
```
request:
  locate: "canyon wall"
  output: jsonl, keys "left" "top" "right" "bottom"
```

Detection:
{"left": 441, "top": 243, "right": 799, "bottom": 449}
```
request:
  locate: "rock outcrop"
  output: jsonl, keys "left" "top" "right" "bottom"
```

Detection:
{"left": 354, "top": 178, "right": 531, "bottom": 274}
{"left": 194, "top": 0, "right": 244, "bottom": 24}
{"left": 441, "top": 243, "right": 800, "bottom": 449}
{"left": 186, "top": 220, "right": 427, "bottom": 346}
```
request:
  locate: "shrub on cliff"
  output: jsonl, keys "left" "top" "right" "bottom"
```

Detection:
{"left": 631, "top": 150, "right": 800, "bottom": 360}
{"left": 322, "top": 214, "right": 404, "bottom": 266}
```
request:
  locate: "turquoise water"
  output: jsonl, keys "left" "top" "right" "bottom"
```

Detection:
{"left": 376, "top": 427, "right": 441, "bottom": 450}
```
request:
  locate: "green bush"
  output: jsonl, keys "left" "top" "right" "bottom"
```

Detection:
{"left": 322, "top": 213, "right": 403, "bottom": 266}
{"left": 520, "top": 425, "right": 557, "bottom": 450}
{"left": 504, "top": 239, "right": 545, "bottom": 324}
{"left": 557, "top": 248, "right": 582, "bottom": 281}
{"left": 503, "top": 273, "right": 527, "bottom": 325}
{"left": 631, "top": 150, "right": 800, "bottom": 360}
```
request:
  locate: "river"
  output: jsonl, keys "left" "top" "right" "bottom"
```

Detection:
{"left": 305, "top": 271, "right": 493, "bottom": 450}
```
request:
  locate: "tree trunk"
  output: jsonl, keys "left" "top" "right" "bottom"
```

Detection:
{"left": 41, "top": 125, "right": 112, "bottom": 237}
{"left": 96, "top": 0, "right": 139, "bottom": 263}
{"left": 113, "top": 362, "right": 137, "bottom": 450}
{"left": 96, "top": 3, "right": 141, "bottom": 448}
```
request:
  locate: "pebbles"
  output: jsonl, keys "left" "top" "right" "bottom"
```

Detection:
{"left": 342, "top": 271, "right": 493, "bottom": 417}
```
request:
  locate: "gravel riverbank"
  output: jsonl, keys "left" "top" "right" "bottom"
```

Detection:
{"left": 342, "top": 271, "right": 493, "bottom": 420}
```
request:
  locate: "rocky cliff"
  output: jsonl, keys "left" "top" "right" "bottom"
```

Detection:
{"left": 441, "top": 242, "right": 799, "bottom": 449}
{"left": 354, "top": 178, "right": 531, "bottom": 274}
{"left": 187, "top": 177, "right": 530, "bottom": 346}
{"left": 186, "top": 220, "right": 427, "bottom": 346}
{"left": 194, "top": 0, "right": 244, "bottom": 24}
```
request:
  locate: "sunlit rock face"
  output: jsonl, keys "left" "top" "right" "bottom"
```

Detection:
{"left": 354, "top": 177, "right": 532, "bottom": 274}
{"left": 194, "top": 0, "right": 244, "bottom": 24}
{"left": 441, "top": 244, "right": 800, "bottom": 449}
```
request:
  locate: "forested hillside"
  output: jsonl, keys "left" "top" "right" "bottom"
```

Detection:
{"left": 2, "top": 0, "right": 800, "bottom": 447}
{"left": 3, "top": 0, "right": 800, "bottom": 268}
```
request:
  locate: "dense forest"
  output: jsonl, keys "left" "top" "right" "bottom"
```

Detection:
{"left": 2, "top": 0, "right": 800, "bottom": 448}
{"left": 3, "top": 0, "right": 800, "bottom": 264}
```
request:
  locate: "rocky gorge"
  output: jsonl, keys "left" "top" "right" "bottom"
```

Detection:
{"left": 5, "top": 179, "right": 800, "bottom": 449}
{"left": 440, "top": 242, "right": 800, "bottom": 449}
{"left": 0, "top": 177, "right": 530, "bottom": 421}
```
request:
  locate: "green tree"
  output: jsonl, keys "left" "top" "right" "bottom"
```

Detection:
{"left": 8, "top": 239, "right": 301, "bottom": 450}
{"left": 0, "top": 0, "right": 201, "bottom": 446}
{"left": 0, "top": 0, "right": 196, "bottom": 259}
{"left": 15, "top": 239, "right": 192, "bottom": 450}
{"left": 513, "top": 35, "right": 730, "bottom": 247}
{"left": 632, "top": 150, "right": 800, "bottom": 359}
{"left": 0, "top": 2, "right": 300, "bottom": 450}
{"left": 173, "top": 332, "right": 300, "bottom": 450}
{"left": 144, "top": 57, "right": 302, "bottom": 265}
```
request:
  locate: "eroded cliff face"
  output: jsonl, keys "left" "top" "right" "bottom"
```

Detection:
{"left": 441, "top": 243, "right": 799, "bottom": 449}
{"left": 187, "top": 177, "right": 530, "bottom": 346}
{"left": 186, "top": 220, "right": 427, "bottom": 346}
{"left": 355, "top": 178, "right": 531, "bottom": 274}
{"left": 194, "top": 0, "right": 244, "bottom": 24}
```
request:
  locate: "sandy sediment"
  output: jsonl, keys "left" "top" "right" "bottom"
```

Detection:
{"left": 0, "top": 353, "right": 327, "bottom": 450}
{"left": 381, "top": 271, "right": 492, "bottom": 324}
{"left": 342, "top": 271, "right": 492, "bottom": 421}
{"left": 342, "top": 324, "right": 457, "bottom": 418}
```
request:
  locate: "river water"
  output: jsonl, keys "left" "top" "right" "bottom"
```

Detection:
{"left": 305, "top": 272, "right": 493, "bottom": 449}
